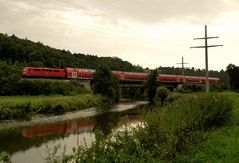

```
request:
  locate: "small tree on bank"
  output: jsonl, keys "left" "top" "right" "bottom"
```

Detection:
{"left": 157, "top": 86, "right": 169, "bottom": 107}
{"left": 92, "top": 65, "right": 120, "bottom": 103}
{"left": 147, "top": 69, "right": 158, "bottom": 104}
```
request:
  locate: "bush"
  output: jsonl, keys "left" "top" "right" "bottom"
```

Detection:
{"left": 0, "top": 78, "right": 90, "bottom": 96}
{"left": 179, "top": 84, "right": 204, "bottom": 93}
{"left": 141, "top": 93, "right": 233, "bottom": 159}
{"left": 157, "top": 86, "right": 170, "bottom": 106}
{"left": 0, "top": 151, "right": 11, "bottom": 163}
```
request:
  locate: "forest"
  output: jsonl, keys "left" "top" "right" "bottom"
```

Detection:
{"left": 0, "top": 33, "right": 143, "bottom": 72}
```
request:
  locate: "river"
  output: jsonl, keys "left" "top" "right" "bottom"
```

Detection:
{"left": 0, "top": 101, "right": 147, "bottom": 163}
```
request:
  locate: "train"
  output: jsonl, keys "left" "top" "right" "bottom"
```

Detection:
{"left": 22, "top": 67, "right": 220, "bottom": 84}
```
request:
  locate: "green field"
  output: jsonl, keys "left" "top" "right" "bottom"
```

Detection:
{"left": 0, "top": 94, "right": 103, "bottom": 120}
{"left": 0, "top": 95, "right": 75, "bottom": 104}
{"left": 177, "top": 93, "right": 239, "bottom": 162}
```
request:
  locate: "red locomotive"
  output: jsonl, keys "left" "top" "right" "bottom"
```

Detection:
{"left": 22, "top": 67, "right": 220, "bottom": 84}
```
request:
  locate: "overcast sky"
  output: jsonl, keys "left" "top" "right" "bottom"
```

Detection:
{"left": 1, "top": 0, "right": 239, "bottom": 71}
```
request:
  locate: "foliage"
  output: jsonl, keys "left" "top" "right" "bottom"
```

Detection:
{"left": 121, "top": 86, "right": 146, "bottom": 100}
{"left": 157, "top": 86, "right": 170, "bottom": 106}
{"left": 226, "top": 64, "right": 239, "bottom": 91}
{"left": 92, "top": 65, "right": 120, "bottom": 103}
{"left": 179, "top": 83, "right": 228, "bottom": 93}
{"left": 0, "top": 33, "right": 143, "bottom": 72}
{"left": 210, "top": 83, "right": 229, "bottom": 92}
{"left": 147, "top": 69, "right": 158, "bottom": 104}
{"left": 176, "top": 93, "right": 239, "bottom": 162}
{"left": 0, "top": 151, "right": 11, "bottom": 163}
{"left": 47, "top": 93, "right": 232, "bottom": 162}
{"left": 0, "top": 94, "right": 103, "bottom": 120}
{"left": 179, "top": 83, "right": 204, "bottom": 93}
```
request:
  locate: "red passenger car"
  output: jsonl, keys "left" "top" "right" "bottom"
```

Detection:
{"left": 123, "top": 72, "right": 147, "bottom": 81}
{"left": 65, "top": 68, "right": 95, "bottom": 79}
{"left": 22, "top": 67, "right": 65, "bottom": 78}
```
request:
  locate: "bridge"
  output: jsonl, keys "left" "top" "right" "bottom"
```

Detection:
{"left": 80, "top": 78, "right": 196, "bottom": 91}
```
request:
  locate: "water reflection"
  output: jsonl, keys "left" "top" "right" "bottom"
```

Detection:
{"left": 0, "top": 101, "right": 146, "bottom": 162}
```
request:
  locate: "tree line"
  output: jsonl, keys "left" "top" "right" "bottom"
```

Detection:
{"left": 0, "top": 33, "right": 143, "bottom": 72}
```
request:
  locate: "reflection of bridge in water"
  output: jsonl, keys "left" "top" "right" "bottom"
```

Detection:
{"left": 22, "top": 121, "right": 96, "bottom": 138}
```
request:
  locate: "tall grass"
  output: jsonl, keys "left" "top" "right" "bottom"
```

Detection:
{"left": 46, "top": 93, "right": 233, "bottom": 162}
{"left": 140, "top": 93, "right": 232, "bottom": 159}
{"left": 176, "top": 93, "right": 239, "bottom": 162}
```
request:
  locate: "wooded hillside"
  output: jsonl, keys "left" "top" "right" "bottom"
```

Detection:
{"left": 0, "top": 33, "right": 143, "bottom": 72}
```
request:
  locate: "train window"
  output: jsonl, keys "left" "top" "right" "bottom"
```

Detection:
{"left": 72, "top": 72, "right": 77, "bottom": 78}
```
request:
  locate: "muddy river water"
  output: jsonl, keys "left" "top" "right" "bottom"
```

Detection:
{"left": 0, "top": 101, "right": 147, "bottom": 163}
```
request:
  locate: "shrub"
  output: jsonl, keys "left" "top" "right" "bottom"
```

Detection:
{"left": 157, "top": 86, "right": 170, "bottom": 106}
{"left": 179, "top": 84, "right": 204, "bottom": 93}
{"left": 0, "top": 151, "right": 11, "bottom": 163}
{"left": 141, "top": 93, "right": 233, "bottom": 159}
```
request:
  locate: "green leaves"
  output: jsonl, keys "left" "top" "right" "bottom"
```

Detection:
{"left": 147, "top": 69, "right": 158, "bottom": 104}
{"left": 92, "top": 65, "right": 120, "bottom": 103}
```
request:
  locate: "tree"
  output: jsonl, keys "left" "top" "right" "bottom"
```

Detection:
{"left": 147, "top": 69, "right": 158, "bottom": 104}
{"left": 92, "top": 65, "right": 120, "bottom": 103}
{"left": 157, "top": 86, "right": 169, "bottom": 106}
{"left": 226, "top": 64, "right": 239, "bottom": 90}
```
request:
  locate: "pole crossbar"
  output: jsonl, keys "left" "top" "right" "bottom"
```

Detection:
{"left": 190, "top": 45, "right": 223, "bottom": 48}
{"left": 190, "top": 25, "right": 223, "bottom": 93}
{"left": 194, "top": 36, "right": 219, "bottom": 40}
{"left": 176, "top": 57, "right": 189, "bottom": 80}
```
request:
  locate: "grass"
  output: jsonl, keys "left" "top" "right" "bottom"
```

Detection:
{"left": 0, "top": 94, "right": 103, "bottom": 120}
{"left": 176, "top": 92, "right": 239, "bottom": 162}
{"left": 0, "top": 95, "right": 73, "bottom": 104}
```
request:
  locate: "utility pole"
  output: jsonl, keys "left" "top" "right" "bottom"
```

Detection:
{"left": 177, "top": 56, "right": 189, "bottom": 78}
{"left": 190, "top": 25, "right": 223, "bottom": 93}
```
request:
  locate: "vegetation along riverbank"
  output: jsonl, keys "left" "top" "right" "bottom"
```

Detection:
{"left": 42, "top": 92, "right": 238, "bottom": 162}
{"left": 0, "top": 94, "right": 103, "bottom": 120}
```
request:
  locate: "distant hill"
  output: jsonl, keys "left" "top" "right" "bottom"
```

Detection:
{"left": 0, "top": 33, "right": 143, "bottom": 72}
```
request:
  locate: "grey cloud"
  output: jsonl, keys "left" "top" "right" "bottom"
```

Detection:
{"left": 0, "top": 0, "right": 234, "bottom": 28}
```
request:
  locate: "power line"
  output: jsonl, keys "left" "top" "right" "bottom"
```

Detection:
{"left": 177, "top": 56, "right": 189, "bottom": 78}
{"left": 190, "top": 25, "right": 223, "bottom": 93}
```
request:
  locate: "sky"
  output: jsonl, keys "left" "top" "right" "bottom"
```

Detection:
{"left": 0, "top": 0, "right": 239, "bottom": 71}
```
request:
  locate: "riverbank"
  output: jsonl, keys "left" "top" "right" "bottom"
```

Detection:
{"left": 0, "top": 100, "right": 148, "bottom": 163}
{"left": 48, "top": 93, "right": 234, "bottom": 162}
{"left": 0, "top": 94, "right": 103, "bottom": 121}
{"left": 0, "top": 100, "right": 148, "bottom": 130}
